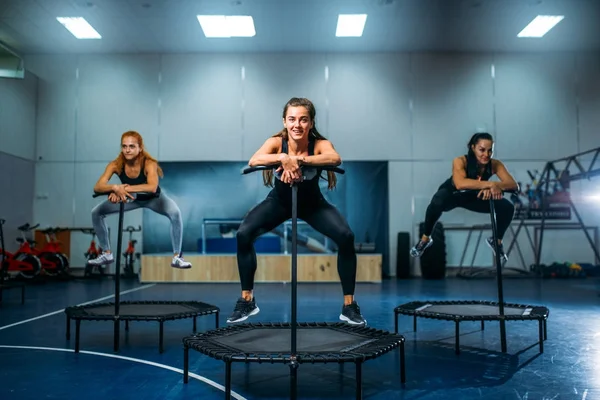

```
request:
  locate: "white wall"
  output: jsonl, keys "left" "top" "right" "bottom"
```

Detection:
{"left": 0, "top": 72, "right": 37, "bottom": 251}
{"left": 23, "top": 52, "right": 600, "bottom": 274}
{"left": 0, "top": 71, "right": 37, "bottom": 160}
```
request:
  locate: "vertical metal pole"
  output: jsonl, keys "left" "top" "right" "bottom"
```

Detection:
{"left": 114, "top": 200, "right": 125, "bottom": 352}
{"left": 290, "top": 184, "right": 298, "bottom": 399}
{"left": 489, "top": 198, "right": 507, "bottom": 353}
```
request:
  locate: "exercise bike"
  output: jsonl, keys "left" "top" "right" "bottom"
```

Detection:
{"left": 0, "top": 219, "right": 41, "bottom": 280}
{"left": 33, "top": 226, "right": 70, "bottom": 278}
{"left": 122, "top": 225, "right": 141, "bottom": 279}
{"left": 16, "top": 223, "right": 62, "bottom": 278}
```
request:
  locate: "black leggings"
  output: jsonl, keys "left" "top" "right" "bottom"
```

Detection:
{"left": 423, "top": 186, "right": 515, "bottom": 240}
{"left": 236, "top": 194, "right": 356, "bottom": 295}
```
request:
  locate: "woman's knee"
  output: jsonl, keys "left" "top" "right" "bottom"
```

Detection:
{"left": 495, "top": 200, "right": 515, "bottom": 222}
{"left": 236, "top": 225, "right": 256, "bottom": 248}
{"left": 91, "top": 203, "right": 105, "bottom": 219}
{"left": 335, "top": 228, "right": 355, "bottom": 249}
{"left": 430, "top": 189, "right": 453, "bottom": 211}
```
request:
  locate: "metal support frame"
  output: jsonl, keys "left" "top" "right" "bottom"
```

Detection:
{"left": 534, "top": 147, "right": 600, "bottom": 269}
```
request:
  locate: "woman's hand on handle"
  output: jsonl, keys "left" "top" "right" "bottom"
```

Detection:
{"left": 276, "top": 154, "right": 303, "bottom": 185}
{"left": 112, "top": 184, "right": 134, "bottom": 202}
{"left": 477, "top": 183, "right": 503, "bottom": 200}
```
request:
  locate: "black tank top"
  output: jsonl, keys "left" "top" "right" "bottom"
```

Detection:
{"left": 117, "top": 163, "right": 161, "bottom": 195}
{"left": 441, "top": 154, "right": 493, "bottom": 189}
{"left": 272, "top": 138, "right": 323, "bottom": 206}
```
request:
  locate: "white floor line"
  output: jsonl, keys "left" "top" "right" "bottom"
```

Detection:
{"left": 0, "top": 284, "right": 156, "bottom": 331}
{"left": 0, "top": 345, "right": 247, "bottom": 400}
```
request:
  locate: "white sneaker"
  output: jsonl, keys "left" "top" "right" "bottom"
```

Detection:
{"left": 87, "top": 252, "right": 114, "bottom": 267}
{"left": 171, "top": 255, "right": 192, "bottom": 269}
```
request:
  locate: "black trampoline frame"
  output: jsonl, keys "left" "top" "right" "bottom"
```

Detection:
{"left": 394, "top": 300, "right": 549, "bottom": 354}
{"left": 183, "top": 322, "right": 405, "bottom": 399}
{"left": 64, "top": 191, "right": 220, "bottom": 353}
{"left": 399, "top": 188, "right": 550, "bottom": 354}
{"left": 183, "top": 164, "right": 406, "bottom": 400}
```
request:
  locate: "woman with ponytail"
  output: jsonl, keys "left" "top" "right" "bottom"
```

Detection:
{"left": 410, "top": 132, "right": 518, "bottom": 262}
{"left": 227, "top": 97, "right": 366, "bottom": 327}
{"left": 89, "top": 131, "right": 192, "bottom": 270}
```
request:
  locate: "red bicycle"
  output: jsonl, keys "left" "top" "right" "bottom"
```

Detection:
{"left": 16, "top": 223, "right": 62, "bottom": 277}
{"left": 0, "top": 219, "right": 41, "bottom": 279}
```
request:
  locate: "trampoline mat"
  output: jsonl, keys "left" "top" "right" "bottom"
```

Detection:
{"left": 213, "top": 327, "right": 374, "bottom": 353}
{"left": 87, "top": 304, "right": 202, "bottom": 316}
{"left": 421, "top": 303, "right": 531, "bottom": 316}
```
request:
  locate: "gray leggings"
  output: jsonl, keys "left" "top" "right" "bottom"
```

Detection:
{"left": 91, "top": 192, "right": 183, "bottom": 255}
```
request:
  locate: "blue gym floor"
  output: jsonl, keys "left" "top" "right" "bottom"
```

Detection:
{"left": 0, "top": 275, "right": 596, "bottom": 399}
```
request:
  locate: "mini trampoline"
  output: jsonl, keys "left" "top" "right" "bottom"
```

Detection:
{"left": 397, "top": 188, "right": 550, "bottom": 354}
{"left": 394, "top": 300, "right": 548, "bottom": 354}
{"left": 64, "top": 191, "right": 219, "bottom": 353}
{"left": 183, "top": 164, "right": 406, "bottom": 400}
{"left": 66, "top": 300, "right": 218, "bottom": 353}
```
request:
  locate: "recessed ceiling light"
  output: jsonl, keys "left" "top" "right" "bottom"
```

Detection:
{"left": 196, "top": 15, "right": 256, "bottom": 38}
{"left": 517, "top": 15, "right": 564, "bottom": 38}
{"left": 335, "top": 14, "right": 367, "bottom": 37}
{"left": 56, "top": 17, "right": 101, "bottom": 39}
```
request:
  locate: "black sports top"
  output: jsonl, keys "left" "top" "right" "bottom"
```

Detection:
{"left": 272, "top": 137, "right": 323, "bottom": 205}
{"left": 441, "top": 154, "right": 493, "bottom": 190}
{"left": 117, "top": 163, "right": 161, "bottom": 195}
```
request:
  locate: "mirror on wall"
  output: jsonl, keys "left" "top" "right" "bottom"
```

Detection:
{"left": 0, "top": 41, "right": 24, "bottom": 79}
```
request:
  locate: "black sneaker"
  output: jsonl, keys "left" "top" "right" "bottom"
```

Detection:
{"left": 226, "top": 297, "right": 260, "bottom": 323}
{"left": 339, "top": 301, "right": 367, "bottom": 326}
{"left": 410, "top": 238, "right": 433, "bottom": 258}
{"left": 486, "top": 237, "right": 508, "bottom": 262}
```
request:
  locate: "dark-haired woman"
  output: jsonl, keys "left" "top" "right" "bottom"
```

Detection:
{"left": 410, "top": 133, "right": 518, "bottom": 262}
{"left": 226, "top": 97, "right": 366, "bottom": 327}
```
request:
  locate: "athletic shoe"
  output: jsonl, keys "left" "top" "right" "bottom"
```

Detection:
{"left": 87, "top": 252, "right": 114, "bottom": 267}
{"left": 227, "top": 297, "right": 260, "bottom": 323}
{"left": 339, "top": 301, "right": 367, "bottom": 326}
{"left": 486, "top": 237, "right": 508, "bottom": 263}
{"left": 171, "top": 255, "right": 192, "bottom": 269}
{"left": 410, "top": 238, "right": 433, "bottom": 257}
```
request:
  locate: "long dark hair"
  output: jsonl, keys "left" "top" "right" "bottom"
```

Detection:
{"left": 466, "top": 132, "right": 494, "bottom": 178}
{"left": 262, "top": 97, "right": 337, "bottom": 190}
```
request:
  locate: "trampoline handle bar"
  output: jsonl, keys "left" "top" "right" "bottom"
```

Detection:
{"left": 241, "top": 164, "right": 345, "bottom": 175}
{"left": 92, "top": 191, "right": 159, "bottom": 199}
{"left": 454, "top": 187, "right": 519, "bottom": 196}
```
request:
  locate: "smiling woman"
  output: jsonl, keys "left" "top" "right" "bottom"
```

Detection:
{"left": 88, "top": 131, "right": 192, "bottom": 270}
{"left": 227, "top": 97, "right": 366, "bottom": 327}
{"left": 410, "top": 132, "right": 519, "bottom": 263}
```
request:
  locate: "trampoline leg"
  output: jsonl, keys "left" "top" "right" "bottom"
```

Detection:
{"left": 538, "top": 319, "right": 544, "bottom": 353}
{"left": 215, "top": 311, "right": 219, "bottom": 329}
{"left": 75, "top": 320, "right": 81, "bottom": 353}
{"left": 125, "top": 320, "right": 129, "bottom": 331}
{"left": 500, "top": 319, "right": 507, "bottom": 353}
{"left": 159, "top": 321, "right": 164, "bottom": 354}
{"left": 183, "top": 345, "right": 189, "bottom": 384}
{"left": 544, "top": 319, "right": 547, "bottom": 340}
{"left": 394, "top": 312, "right": 398, "bottom": 333}
{"left": 66, "top": 316, "right": 71, "bottom": 340}
{"left": 290, "top": 361, "right": 298, "bottom": 400}
{"left": 413, "top": 315, "right": 417, "bottom": 332}
{"left": 193, "top": 316, "right": 197, "bottom": 332}
{"left": 400, "top": 341, "right": 406, "bottom": 384}
{"left": 225, "top": 361, "right": 232, "bottom": 400}
{"left": 455, "top": 321, "right": 460, "bottom": 355}
{"left": 114, "top": 318, "right": 120, "bottom": 353}
{"left": 481, "top": 321, "right": 484, "bottom": 331}
{"left": 356, "top": 361, "right": 362, "bottom": 400}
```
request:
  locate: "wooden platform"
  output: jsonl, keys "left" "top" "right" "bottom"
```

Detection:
{"left": 139, "top": 253, "right": 382, "bottom": 283}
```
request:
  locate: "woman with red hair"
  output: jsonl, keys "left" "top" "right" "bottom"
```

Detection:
{"left": 88, "top": 131, "right": 192, "bottom": 269}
